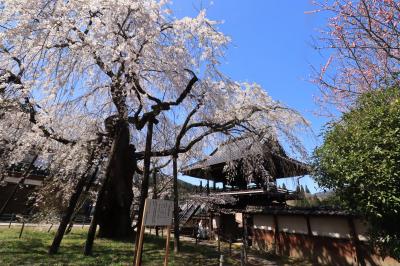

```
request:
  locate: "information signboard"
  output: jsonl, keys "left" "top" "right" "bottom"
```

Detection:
{"left": 134, "top": 198, "right": 174, "bottom": 266}
{"left": 143, "top": 199, "right": 173, "bottom": 226}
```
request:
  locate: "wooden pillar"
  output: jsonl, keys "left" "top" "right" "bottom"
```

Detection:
{"left": 222, "top": 181, "right": 226, "bottom": 191}
{"left": 348, "top": 217, "right": 365, "bottom": 266}
{"left": 152, "top": 169, "right": 159, "bottom": 236}
{"left": 213, "top": 181, "right": 216, "bottom": 191}
{"left": 210, "top": 212, "right": 214, "bottom": 240}
{"left": 306, "top": 215, "right": 312, "bottom": 236}
{"left": 273, "top": 214, "right": 280, "bottom": 255}
{"left": 216, "top": 213, "right": 221, "bottom": 252}
{"left": 206, "top": 179, "right": 210, "bottom": 195}
{"left": 305, "top": 215, "right": 315, "bottom": 263}
{"left": 242, "top": 213, "right": 248, "bottom": 263}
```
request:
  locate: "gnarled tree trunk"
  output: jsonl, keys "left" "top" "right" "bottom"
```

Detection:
{"left": 97, "top": 120, "right": 135, "bottom": 239}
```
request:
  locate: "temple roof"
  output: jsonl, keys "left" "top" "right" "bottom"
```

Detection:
{"left": 245, "top": 205, "right": 353, "bottom": 217}
{"left": 181, "top": 136, "right": 309, "bottom": 182}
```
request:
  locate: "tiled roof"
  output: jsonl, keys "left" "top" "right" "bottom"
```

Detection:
{"left": 181, "top": 136, "right": 309, "bottom": 179}
{"left": 245, "top": 205, "right": 353, "bottom": 216}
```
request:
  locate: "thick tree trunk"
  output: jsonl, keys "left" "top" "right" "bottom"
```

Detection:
{"left": 84, "top": 120, "right": 136, "bottom": 255}
{"left": 134, "top": 119, "right": 154, "bottom": 264}
{"left": 172, "top": 154, "right": 180, "bottom": 253}
{"left": 97, "top": 121, "right": 135, "bottom": 239}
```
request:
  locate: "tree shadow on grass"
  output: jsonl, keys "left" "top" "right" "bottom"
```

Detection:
{"left": 0, "top": 229, "right": 240, "bottom": 265}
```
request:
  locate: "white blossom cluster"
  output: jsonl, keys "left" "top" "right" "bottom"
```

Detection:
{"left": 0, "top": 0, "right": 309, "bottom": 214}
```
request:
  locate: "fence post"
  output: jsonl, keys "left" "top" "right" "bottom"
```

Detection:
{"left": 217, "top": 232, "right": 221, "bottom": 253}
{"left": 240, "top": 245, "right": 245, "bottom": 266}
{"left": 219, "top": 254, "right": 224, "bottom": 266}
{"left": 48, "top": 223, "right": 53, "bottom": 233}
{"left": 8, "top": 213, "right": 14, "bottom": 228}
{"left": 19, "top": 220, "right": 25, "bottom": 239}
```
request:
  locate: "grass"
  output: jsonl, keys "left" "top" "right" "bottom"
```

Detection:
{"left": 0, "top": 226, "right": 237, "bottom": 265}
{"left": 0, "top": 226, "right": 312, "bottom": 265}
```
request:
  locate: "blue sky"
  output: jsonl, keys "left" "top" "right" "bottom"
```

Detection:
{"left": 171, "top": 0, "right": 332, "bottom": 193}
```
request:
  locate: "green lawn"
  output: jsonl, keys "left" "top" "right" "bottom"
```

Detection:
{"left": 0, "top": 226, "right": 237, "bottom": 265}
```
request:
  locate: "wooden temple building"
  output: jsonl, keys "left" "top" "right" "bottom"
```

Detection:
{"left": 0, "top": 162, "right": 47, "bottom": 217}
{"left": 180, "top": 136, "right": 399, "bottom": 266}
{"left": 182, "top": 136, "right": 308, "bottom": 206}
{"left": 180, "top": 136, "right": 308, "bottom": 240}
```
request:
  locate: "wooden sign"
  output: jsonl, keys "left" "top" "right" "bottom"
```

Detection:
{"left": 135, "top": 198, "right": 173, "bottom": 266}
{"left": 144, "top": 199, "right": 174, "bottom": 226}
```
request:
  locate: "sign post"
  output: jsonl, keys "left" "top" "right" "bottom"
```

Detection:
{"left": 134, "top": 198, "right": 174, "bottom": 266}
{"left": 164, "top": 225, "right": 171, "bottom": 266}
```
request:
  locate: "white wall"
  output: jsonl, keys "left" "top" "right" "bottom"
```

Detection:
{"left": 253, "top": 214, "right": 274, "bottom": 231}
{"left": 278, "top": 215, "right": 308, "bottom": 234}
{"left": 310, "top": 216, "right": 351, "bottom": 239}
{"left": 252, "top": 214, "right": 362, "bottom": 240}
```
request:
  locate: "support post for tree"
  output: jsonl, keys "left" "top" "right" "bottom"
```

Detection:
{"left": 83, "top": 135, "right": 120, "bottom": 256}
{"left": 134, "top": 119, "right": 155, "bottom": 264}
{"left": 134, "top": 199, "right": 149, "bottom": 266}
{"left": 152, "top": 168, "right": 159, "bottom": 237}
{"left": 172, "top": 154, "right": 180, "bottom": 253}
{"left": 83, "top": 177, "right": 109, "bottom": 256}
{"left": 49, "top": 160, "right": 95, "bottom": 254}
